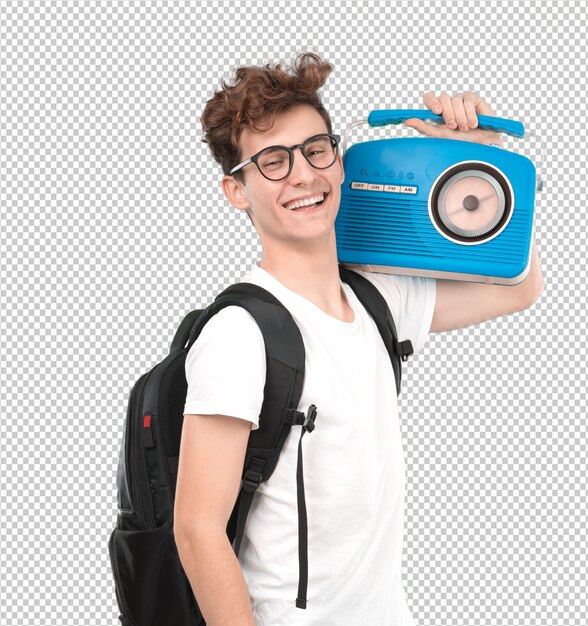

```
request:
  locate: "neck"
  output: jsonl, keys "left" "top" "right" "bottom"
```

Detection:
{"left": 257, "top": 232, "right": 353, "bottom": 322}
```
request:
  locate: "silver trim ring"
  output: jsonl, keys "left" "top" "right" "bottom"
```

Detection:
{"left": 437, "top": 169, "right": 506, "bottom": 238}
{"left": 427, "top": 160, "right": 515, "bottom": 246}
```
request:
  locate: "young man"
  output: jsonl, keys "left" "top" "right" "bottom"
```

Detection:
{"left": 173, "top": 53, "right": 544, "bottom": 626}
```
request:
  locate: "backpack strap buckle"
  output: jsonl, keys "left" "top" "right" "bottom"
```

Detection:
{"left": 395, "top": 338, "right": 414, "bottom": 362}
{"left": 303, "top": 404, "right": 317, "bottom": 433}
{"left": 284, "top": 406, "right": 318, "bottom": 433}
{"left": 242, "top": 457, "right": 265, "bottom": 493}
{"left": 284, "top": 408, "right": 306, "bottom": 426}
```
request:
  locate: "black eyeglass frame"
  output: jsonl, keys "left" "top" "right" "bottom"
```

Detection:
{"left": 229, "top": 133, "right": 341, "bottom": 181}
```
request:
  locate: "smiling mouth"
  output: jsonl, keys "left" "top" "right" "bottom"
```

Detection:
{"left": 284, "top": 192, "right": 329, "bottom": 211}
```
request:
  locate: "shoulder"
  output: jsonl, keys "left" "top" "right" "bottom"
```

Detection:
{"left": 186, "top": 305, "right": 265, "bottom": 363}
{"left": 347, "top": 268, "right": 437, "bottom": 355}
{"left": 348, "top": 268, "right": 436, "bottom": 306}
{"left": 199, "top": 304, "right": 262, "bottom": 331}
{"left": 183, "top": 305, "right": 267, "bottom": 430}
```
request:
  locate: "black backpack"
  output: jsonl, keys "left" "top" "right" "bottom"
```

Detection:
{"left": 108, "top": 264, "right": 414, "bottom": 626}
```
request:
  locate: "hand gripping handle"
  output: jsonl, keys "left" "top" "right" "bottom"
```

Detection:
{"left": 367, "top": 109, "right": 525, "bottom": 138}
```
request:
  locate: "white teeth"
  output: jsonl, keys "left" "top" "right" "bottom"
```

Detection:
{"left": 284, "top": 193, "right": 325, "bottom": 210}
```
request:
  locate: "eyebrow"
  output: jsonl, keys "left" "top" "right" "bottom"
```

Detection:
{"left": 257, "top": 133, "right": 330, "bottom": 152}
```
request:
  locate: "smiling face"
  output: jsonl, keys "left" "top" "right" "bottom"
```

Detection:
{"left": 222, "top": 104, "right": 345, "bottom": 258}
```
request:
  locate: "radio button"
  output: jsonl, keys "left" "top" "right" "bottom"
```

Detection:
{"left": 350, "top": 182, "right": 368, "bottom": 190}
{"left": 401, "top": 186, "right": 417, "bottom": 194}
{"left": 368, "top": 183, "right": 384, "bottom": 192}
{"left": 384, "top": 185, "right": 401, "bottom": 193}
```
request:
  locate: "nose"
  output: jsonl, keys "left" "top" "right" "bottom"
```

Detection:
{"left": 288, "top": 147, "right": 318, "bottom": 185}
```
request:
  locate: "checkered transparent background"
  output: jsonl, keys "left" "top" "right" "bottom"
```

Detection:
{"left": 1, "top": 0, "right": 586, "bottom": 624}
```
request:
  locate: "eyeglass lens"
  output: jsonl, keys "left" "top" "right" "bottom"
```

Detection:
{"left": 257, "top": 135, "right": 337, "bottom": 180}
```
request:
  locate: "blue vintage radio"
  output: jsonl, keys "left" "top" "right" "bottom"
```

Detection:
{"left": 334, "top": 109, "right": 544, "bottom": 285}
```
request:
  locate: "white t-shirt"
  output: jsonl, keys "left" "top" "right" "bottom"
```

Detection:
{"left": 184, "top": 262, "right": 436, "bottom": 626}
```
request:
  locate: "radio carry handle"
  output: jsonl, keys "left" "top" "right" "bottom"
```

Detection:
{"left": 341, "top": 109, "right": 545, "bottom": 193}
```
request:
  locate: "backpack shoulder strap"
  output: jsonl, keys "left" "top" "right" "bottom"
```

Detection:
{"left": 185, "top": 283, "right": 305, "bottom": 375}
{"left": 181, "top": 282, "right": 317, "bottom": 610}
{"left": 170, "top": 308, "right": 203, "bottom": 353}
{"left": 182, "top": 284, "right": 307, "bottom": 477}
{"left": 338, "top": 264, "right": 414, "bottom": 395}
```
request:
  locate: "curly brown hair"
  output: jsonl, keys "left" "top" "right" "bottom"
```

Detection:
{"left": 201, "top": 51, "right": 335, "bottom": 184}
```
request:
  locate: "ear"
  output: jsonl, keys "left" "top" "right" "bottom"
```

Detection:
{"left": 222, "top": 174, "right": 250, "bottom": 211}
{"left": 337, "top": 153, "right": 345, "bottom": 184}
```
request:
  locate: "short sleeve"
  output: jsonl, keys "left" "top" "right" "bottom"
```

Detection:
{"left": 183, "top": 306, "right": 266, "bottom": 430}
{"left": 354, "top": 270, "right": 437, "bottom": 356}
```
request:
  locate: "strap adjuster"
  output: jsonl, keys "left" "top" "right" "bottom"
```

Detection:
{"left": 243, "top": 468, "right": 262, "bottom": 493}
{"left": 396, "top": 339, "right": 414, "bottom": 362}
{"left": 303, "top": 404, "right": 317, "bottom": 433}
{"left": 284, "top": 408, "right": 306, "bottom": 426}
{"left": 242, "top": 457, "right": 265, "bottom": 493}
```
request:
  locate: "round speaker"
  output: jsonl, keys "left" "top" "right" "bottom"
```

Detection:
{"left": 429, "top": 161, "right": 513, "bottom": 244}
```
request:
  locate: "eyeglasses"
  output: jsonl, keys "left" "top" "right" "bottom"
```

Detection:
{"left": 229, "top": 133, "right": 341, "bottom": 181}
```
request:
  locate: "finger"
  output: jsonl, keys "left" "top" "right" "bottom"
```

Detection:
{"left": 451, "top": 95, "right": 469, "bottom": 131}
{"left": 403, "top": 118, "right": 433, "bottom": 135}
{"left": 438, "top": 92, "right": 457, "bottom": 129}
{"left": 475, "top": 95, "right": 495, "bottom": 116}
{"left": 423, "top": 91, "right": 443, "bottom": 114}
{"left": 404, "top": 118, "right": 450, "bottom": 138}
{"left": 463, "top": 92, "right": 479, "bottom": 128}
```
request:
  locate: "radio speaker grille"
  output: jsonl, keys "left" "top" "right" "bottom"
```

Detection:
{"left": 336, "top": 197, "right": 529, "bottom": 263}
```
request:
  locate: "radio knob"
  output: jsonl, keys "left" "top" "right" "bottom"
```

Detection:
{"left": 463, "top": 195, "right": 480, "bottom": 211}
